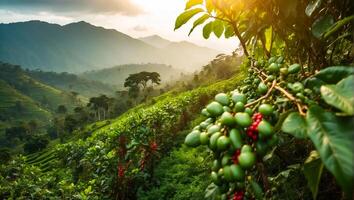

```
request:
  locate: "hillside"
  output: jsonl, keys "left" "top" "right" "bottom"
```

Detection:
{"left": 139, "top": 35, "right": 172, "bottom": 48}
{"left": 27, "top": 70, "right": 116, "bottom": 97}
{"left": 0, "top": 80, "right": 51, "bottom": 125}
{"left": 0, "top": 21, "right": 219, "bottom": 72}
{"left": 0, "top": 66, "right": 247, "bottom": 198}
{"left": 0, "top": 62, "right": 80, "bottom": 127}
{"left": 80, "top": 63, "right": 184, "bottom": 88}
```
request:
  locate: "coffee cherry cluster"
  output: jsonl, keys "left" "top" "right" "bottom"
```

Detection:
{"left": 246, "top": 113, "right": 263, "bottom": 141}
{"left": 231, "top": 149, "right": 241, "bottom": 165}
{"left": 118, "top": 165, "right": 125, "bottom": 178}
{"left": 232, "top": 191, "right": 244, "bottom": 200}
{"left": 150, "top": 141, "right": 158, "bottom": 151}
{"left": 140, "top": 141, "right": 159, "bottom": 171}
{"left": 185, "top": 89, "right": 278, "bottom": 200}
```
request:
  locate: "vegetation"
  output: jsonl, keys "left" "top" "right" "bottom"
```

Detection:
{"left": 27, "top": 69, "right": 116, "bottom": 97}
{"left": 0, "top": 0, "right": 353, "bottom": 199}
{"left": 0, "top": 65, "right": 247, "bottom": 198}
{"left": 174, "top": 0, "right": 353, "bottom": 199}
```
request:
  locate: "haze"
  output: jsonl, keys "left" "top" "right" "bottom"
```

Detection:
{"left": 0, "top": 0, "right": 239, "bottom": 52}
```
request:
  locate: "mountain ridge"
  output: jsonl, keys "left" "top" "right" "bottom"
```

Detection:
{"left": 0, "top": 20, "right": 219, "bottom": 72}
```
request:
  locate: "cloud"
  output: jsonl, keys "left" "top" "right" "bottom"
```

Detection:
{"left": 132, "top": 25, "right": 148, "bottom": 32}
{"left": 0, "top": 0, "right": 144, "bottom": 16}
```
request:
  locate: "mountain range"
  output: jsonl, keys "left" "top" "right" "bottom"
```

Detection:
{"left": 0, "top": 21, "right": 219, "bottom": 72}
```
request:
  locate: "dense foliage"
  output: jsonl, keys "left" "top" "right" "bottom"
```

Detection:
{"left": 1, "top": 0, "right": 353, "bottom": 199}
{"left": 174, "top": 0, "right": 353, "bottom": 199}
{"left": 0, "top": 70, "right": 247, "bottom": 199}
{"left": 27, "top": 69, "right": 115, "bottom": 97}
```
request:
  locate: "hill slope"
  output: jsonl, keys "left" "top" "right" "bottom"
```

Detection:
{"left": 139, "top": 35, "right": 172, "bottom": 48}
{"left": 27, "top": 70, "right": 116, "bottom": 97}
{"left": 0, "top": 62, "right": 80, "bottom": 126}
{"left": 0, "top": 68, "right": 246, "bottom": 198}
{"left": 0, "top": 80, "right": 51, "bottom": 124}
{"left": 0, "top": 21, "right": 219, "bottom": 72}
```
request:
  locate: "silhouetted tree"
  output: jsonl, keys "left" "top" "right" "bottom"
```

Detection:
{"left": 87, "top": 95, "right": 111, "bottom": 121}
{"left": 0, "top": 148, "right": 11, "bottom": 164}
{"left": 23, "top": 135, "right": 49, "bottom": 154}
{"left": 27, "top": 120, "right": 38, "bottom": 135}
{"left": 5, "top": 125, "right": 28, "bottom": 141}
{"left": 64, "top": 115, "right": 77, "bottom": 133}
{"left": 124, "top": 71, "right": 161, "bottom": 91}
{"left": 57, "top": 105, "right": 67, "bottom": 114}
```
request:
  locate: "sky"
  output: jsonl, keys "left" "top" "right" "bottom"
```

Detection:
{"left": 0, "top": 0, "right": 239, "bottom": 52}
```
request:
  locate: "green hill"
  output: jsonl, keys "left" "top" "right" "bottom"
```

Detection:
{"left": 0, "top": 62, "right": 82, "bottom": 130}
{"left": 26, "top": 70, "right": 116, "bottom": 97}
{"left": 0, "top": 62, "right": 81, "bottom": 111}
{"left": 0, "top": 64, "right": 247, "bottom": 198}
{"left": 0, "top": 80, "right": 51, "bottom": 126}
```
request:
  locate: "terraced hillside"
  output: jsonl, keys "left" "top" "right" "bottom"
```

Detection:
{"left": 0, "top": 62, "right": 82, "bottom": 129}
{"left": 25, "top": 148, "right": 58, "bottom": 172}
{"left": 0, "top": 80, "right": 51, "bottom": 126}
{"left": 0, "top": 63, "right": 81, "bottom": 111}
{"left": 23, "top": 120, "right": 112, "bottom": 172}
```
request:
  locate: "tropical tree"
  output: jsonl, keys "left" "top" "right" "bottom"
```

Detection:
{"left": 124, "top": 71, "right": 161, "bottom": 91}
{"left": 87, "top": 95, "right": 111, "bottom": 121}
{"left": 57, "top": 105, "right": 67, "bottom": 114}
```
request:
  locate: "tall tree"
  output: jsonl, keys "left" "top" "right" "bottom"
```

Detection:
{"left": 87, "top": 95, "right": 111, "bottom": 121}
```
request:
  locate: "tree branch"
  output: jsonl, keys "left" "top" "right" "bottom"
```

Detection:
{"left": 250, "top": 66, "right": 307, "bottom": 115}
{"left": 245, "top": 80, "right": 276, "bottom": 107}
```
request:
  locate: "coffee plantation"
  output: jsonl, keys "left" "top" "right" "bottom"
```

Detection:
{"left": 1, "top": 0, "right": 353, "bottom": 199}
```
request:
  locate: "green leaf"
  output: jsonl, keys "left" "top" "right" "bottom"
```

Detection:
{"left": 212, "top": 20, "right": 224, "bottom": 38}
{"left": 203, "top": 21, "right": 213, "bottom": 39}
{"left": 306, "top": 106, "right": 354, "bottom": 195}
{"left": 264, "top": 26, "right": 272, "bottom": 52}
{"left": 281, "top": 112, "right": 307, "bottom": 139}
{"left": 205, "top": 0, "right": 214, "bottom": 13}
{"left": 304, "top": 151, "right": 323, "bottom": 200}
{"left": 305, "top": 0, "right": 322, "bottom": 17}
{"left": 320, "top": 75, "right": 354, "bottom": 115}
{"left": 224, "top": 25, "right": 234, "bottom": 38}
{"left": 175, "top": 8, "right": 204, "bottom": 30}
{"left": 188, "top": 14, "right": 210, "bottom": 36}
{"left": 185, "top": 0, "right": 203, "bottom": 10}
{"left": 315, "top": 66, "right": 354, "bottom": 84}
{"left": 304, "top": 77, "right": 325, "bottom": 92}
{"left": 324, "top": 15, "right": 354, "bottom": 39}
{"left": 204, "top": 183, "right": 220, "bottom": 199}
{"left": 250, "top": 180, "right": 263, "bottom": 200}
{"left": 311, "top": 15, "right": 334, "bottom": 38}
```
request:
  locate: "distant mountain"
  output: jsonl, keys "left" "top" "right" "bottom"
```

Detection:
{"left": 0, "top": 21, "right": 220, "bottom": 72}
{"left": 80, "top": 63, "right": 184, "bottom": 88}
{"left": 139, "top": 35, "right": 172, "bottom": 48}
{"left": 27, "top": 70, "right": 116, "bottom": 97}
{"left": 0, "top": 62, "right": 80, "bottom": 126}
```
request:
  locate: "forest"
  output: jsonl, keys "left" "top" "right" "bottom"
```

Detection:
{"left": 0, "top": 0, "right": 353, "bottom": 200}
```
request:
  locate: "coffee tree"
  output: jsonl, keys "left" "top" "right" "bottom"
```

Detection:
{"left": 177, "top": 0, "right": 353, "bottom": 199}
